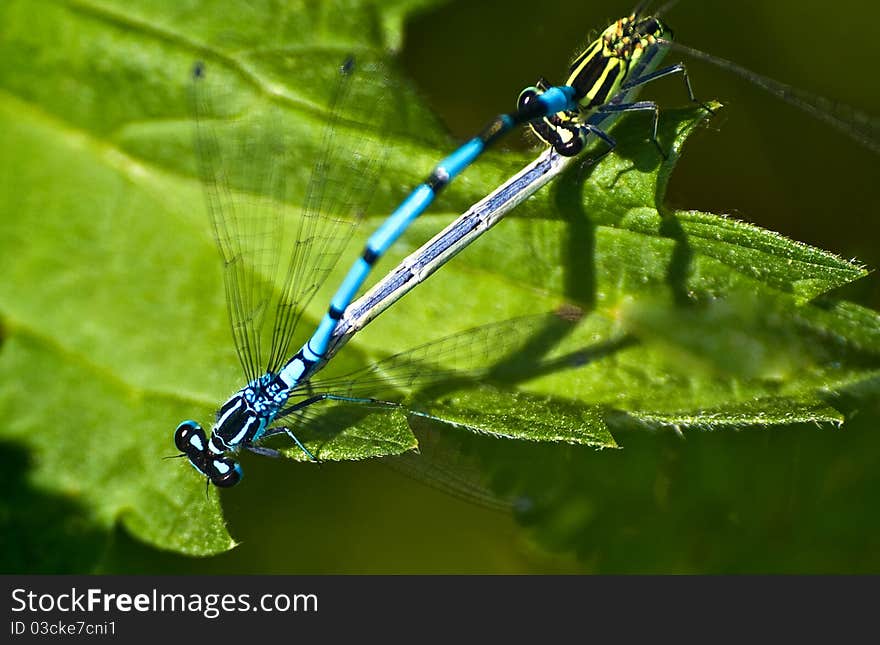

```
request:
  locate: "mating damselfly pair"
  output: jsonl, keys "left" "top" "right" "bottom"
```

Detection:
{"left": 172, "top": 0, "right": 879, "bottom": 488}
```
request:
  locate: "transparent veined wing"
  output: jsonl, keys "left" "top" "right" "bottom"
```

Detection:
{"left": 190, "top": 57, "right": 392, "bottom": 382}
{"left": 302, "top": 307, "right": 586, "bottom": 407}
{"left": 661, "top": 39, "right": 880, "bottom": 155}
{"left": 261, "top": 307, "right": 617, "bottom": 508}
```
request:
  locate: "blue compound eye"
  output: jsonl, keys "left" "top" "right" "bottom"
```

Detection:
{"left": 173, "top": 420, "right": 242, "bottom": 487}
{"left": 174, "top": 420, "right": 207, "bottom": 455}
{"left": 208, "top": 457, "right": 243, "bottom": 488}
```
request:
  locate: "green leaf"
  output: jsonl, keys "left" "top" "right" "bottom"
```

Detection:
{"left": 1, "top": 0, "right": 879, "bottom": 568}
{"left": 0, "top": 333, "right": 235, "bottom": 561}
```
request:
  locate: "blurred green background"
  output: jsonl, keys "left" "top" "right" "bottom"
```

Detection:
{"left": 2, "top": 0, "right": 879, "bottom": 573}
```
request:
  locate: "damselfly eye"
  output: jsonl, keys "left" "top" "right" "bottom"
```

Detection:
{"left": 174, "top": 420, "right": 207, "bottom": 455}
{"left": 209, "top": 457, "right": 243, "bottom": 488}
{"left": 517, "top": 87, "right": 539, "bottom": 107}
{"left": 637, "top": 17, "right": 661, "bottom": 35}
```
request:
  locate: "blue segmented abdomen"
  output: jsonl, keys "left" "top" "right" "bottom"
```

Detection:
{"left": 298, "top": 85, "right": 581, "bottom": 363}
{"left": 302, "top": 144, "right": 491, "bottom": 361}
{"left": 366, "top": 185, "right": 434, "bottom": 254}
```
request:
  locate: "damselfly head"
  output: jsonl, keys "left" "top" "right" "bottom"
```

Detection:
{"left": 173, "top": 420, "right": 243, "bottom": 487}
{"left": 628, "top": 13, "right": 669, "bottom": 42}
{"left": 635, "top": 16, "right": 665, "bottom": 37}
{"left": 607, "top": 10, "right": 669, "bottom": 56}
{"left": 630, "top": 0, "right": 677, "bottom": 40}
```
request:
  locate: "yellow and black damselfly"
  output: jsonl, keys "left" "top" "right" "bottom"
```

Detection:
{"left": 331, "top": 0, "right": 878, "bottom": 344}
{"left": 518, "top": 0, "right": 876, "bottom": 162}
